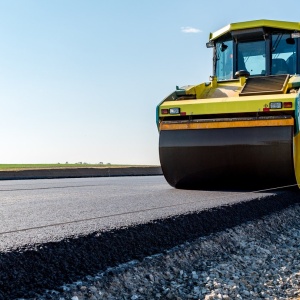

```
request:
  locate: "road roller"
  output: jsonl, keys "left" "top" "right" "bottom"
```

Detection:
{"left": 157, "top": 19, "right": 300, "bottom": 189}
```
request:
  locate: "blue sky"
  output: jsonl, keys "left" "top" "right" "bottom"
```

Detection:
{"left": 0, "top": 0, "right": 299, "bottom": 165}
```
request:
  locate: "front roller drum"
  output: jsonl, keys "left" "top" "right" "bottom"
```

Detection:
{"left": 159, "top": 121, "right": 296, "bottom": 189}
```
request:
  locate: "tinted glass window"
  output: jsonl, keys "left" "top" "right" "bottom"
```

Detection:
{"left": 215, "top": 40, "right": 233, "bottom": 80}
{"left": 271, "top": 34, "right": 296, "bottom": 75}
{"left": 238, "top": 41, "right": 266, "bottom": 76}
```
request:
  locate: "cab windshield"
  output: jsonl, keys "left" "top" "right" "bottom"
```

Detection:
{"left": 238, "top": 40, "right": 265, "bottom": 76}
{"left": 215, "top": 33, "right": 297, "bottom": 80}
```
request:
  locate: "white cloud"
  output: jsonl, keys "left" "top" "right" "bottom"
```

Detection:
{"left": 181, "top": 26, "right": 201, "bottom": 33}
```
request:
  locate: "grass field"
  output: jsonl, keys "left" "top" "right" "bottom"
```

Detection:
{"left": 0, "top": 164, "right": 136, "bottom": 170}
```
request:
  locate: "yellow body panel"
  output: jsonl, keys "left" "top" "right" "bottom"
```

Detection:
{"left": 185, "top": 80, "right": 242, "bottom": 99}
{"left": 288, "top": 76, "right": 300, "bottom": 89}
{"left": 185, "top": 75, "right": 300, "bottom": 99}
{"left": 159, "top": 94, "right": 295, "bottom": 117}
{"left": 160, "top": 118, "right": 294, "bottom": 130}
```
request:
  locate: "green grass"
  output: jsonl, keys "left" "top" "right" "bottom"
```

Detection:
{"left": 0, "top": 164, "right": 136, "bottom": 170}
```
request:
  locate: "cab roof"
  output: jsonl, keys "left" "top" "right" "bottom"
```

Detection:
{"left": 209, "top": 19, "right": 300, "bottom": 41}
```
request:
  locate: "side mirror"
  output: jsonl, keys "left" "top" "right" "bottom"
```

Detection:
{"left": 286, "top": 37, "right": 295, "bottom": 45}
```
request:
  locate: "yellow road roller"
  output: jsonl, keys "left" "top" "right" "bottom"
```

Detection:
{"left": 157, "top": 19, "right": 300, "bottom": 189}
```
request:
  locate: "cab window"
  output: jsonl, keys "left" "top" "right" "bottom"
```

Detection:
{"left": 271, "top": 34, "right": 296, "bottom": 75}
{"left": 215, "top": 40, "right": 233, "bottom": 80}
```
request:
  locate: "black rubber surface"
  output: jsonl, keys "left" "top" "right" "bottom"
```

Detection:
{"left": 0, "top": 190, "right": 299, "bottom": 299}
{"left": 159, "top": 125, "right": 296, "bottom": 189}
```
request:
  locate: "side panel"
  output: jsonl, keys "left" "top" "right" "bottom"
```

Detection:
{"left": 294, "top": 93, "right": 300, "bottom": 187}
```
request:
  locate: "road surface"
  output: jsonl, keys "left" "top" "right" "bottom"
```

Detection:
{"left": 0, "top": 175, "right": 283, "bottom": 250}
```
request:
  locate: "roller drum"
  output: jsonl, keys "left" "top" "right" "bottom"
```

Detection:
{"left": 159, "top": 124, "right": 296, "bottom": 189}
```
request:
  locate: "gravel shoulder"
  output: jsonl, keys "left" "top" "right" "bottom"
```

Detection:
{"left": 34, "top": 202, "right": 300, "bottom": 300}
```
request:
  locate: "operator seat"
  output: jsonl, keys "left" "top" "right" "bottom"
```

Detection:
{"left": 272, "top": 58, "right": 288, "bottom": 74}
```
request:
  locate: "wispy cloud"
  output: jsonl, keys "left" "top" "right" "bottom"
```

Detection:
{"left": 181, "top": 26, "right": 201, "bottom": 33}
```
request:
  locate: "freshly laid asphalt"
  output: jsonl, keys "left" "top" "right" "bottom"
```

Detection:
{"left": 0, "top": 175, "right": 293, "bottom": 249}
{"left": 0, "top": 175, "right": 299, "bottom": 299}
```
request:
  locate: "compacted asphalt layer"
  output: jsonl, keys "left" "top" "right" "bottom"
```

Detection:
{"left": 0, "top": 175, "right": 299, "bottom": 299}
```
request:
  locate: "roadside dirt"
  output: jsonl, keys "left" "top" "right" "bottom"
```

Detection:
{"left": 0, "top": 166, "right": 162, "bottom": 180}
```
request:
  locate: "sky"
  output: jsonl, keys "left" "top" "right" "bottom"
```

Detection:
{"left": 0, "top": 0, "right": 300, "bottom": 165}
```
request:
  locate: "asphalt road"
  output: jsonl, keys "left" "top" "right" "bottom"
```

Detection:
{"left": 0, "top": 175, "right": 281, "bottom": 250}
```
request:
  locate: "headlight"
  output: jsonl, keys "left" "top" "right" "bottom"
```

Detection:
{"left": 169, "top": 108, "right": 180, "bottom": 114}
{"left": 269, "top": 102, "right": 282, "bottom": 109}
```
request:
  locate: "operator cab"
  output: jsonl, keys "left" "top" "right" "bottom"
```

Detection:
{"left": 207, "top": 21, "right": 300, "bottom": 81}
